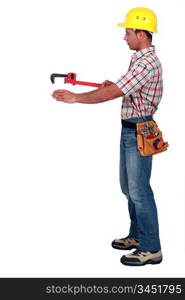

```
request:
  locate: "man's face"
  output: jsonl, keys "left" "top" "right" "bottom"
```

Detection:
{"left": 124, "top": 28, "right": 139, "bottom": 50}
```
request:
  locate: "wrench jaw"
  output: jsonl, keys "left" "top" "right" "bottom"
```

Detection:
{"left": 50, "top": 73, "right": 68, "bottom": 84}
{"left": 50, "top": 74, "right": 55, "bottom": 84}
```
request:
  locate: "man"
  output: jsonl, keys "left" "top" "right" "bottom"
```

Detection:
{"left": 52, "top": 7, "right": 163, "bottom": 266}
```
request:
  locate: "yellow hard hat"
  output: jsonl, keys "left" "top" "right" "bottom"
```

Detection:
{"left": 117, "top": 7, "right": 157, "bottom": 33}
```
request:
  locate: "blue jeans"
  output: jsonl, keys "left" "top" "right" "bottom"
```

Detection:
{"left": 119, "top": 116, "right": 161, "bottom": 251}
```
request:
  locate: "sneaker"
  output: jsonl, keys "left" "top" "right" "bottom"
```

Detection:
{"left": 111, "top": 236, "right": 139, "bottom": 250}
{"left": 120, "top": 249, "right": 163, "bottom": 266}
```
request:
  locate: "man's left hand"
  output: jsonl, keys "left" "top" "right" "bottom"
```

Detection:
{"left": 52, "top": 90, "right": 76, "bottom": 103}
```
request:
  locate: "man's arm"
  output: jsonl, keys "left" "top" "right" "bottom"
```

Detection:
{"left": 52, "top": 83, "right": 124, "bottom": 104}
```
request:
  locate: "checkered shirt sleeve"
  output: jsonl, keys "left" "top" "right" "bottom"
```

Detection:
{"left": 115, "top": 61, "right": 153, "bottom": 96}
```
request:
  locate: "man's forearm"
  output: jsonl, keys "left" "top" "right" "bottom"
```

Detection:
{"left": 75, "top": 84, "right": 124, "bottom": 104}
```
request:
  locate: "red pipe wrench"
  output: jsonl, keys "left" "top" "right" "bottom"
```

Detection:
{"left": 50, "top": 73, "right": 101, "bottom": 88}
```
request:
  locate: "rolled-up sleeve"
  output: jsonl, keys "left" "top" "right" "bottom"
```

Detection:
{"left": 115, "top": 62, "right": 153, "bottom": 96}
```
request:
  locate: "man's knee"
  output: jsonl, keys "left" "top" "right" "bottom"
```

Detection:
{"left": 127, "top": 183, "right": 143, "bottom": 204}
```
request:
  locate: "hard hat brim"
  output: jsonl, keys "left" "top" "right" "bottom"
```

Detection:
{"left": 117, "top": 22, "right": 157, "bottom": 33}
{"left": 117, "top": 23, "right": 126, "bottom": 27}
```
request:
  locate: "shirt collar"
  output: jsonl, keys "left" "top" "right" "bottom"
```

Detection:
{"left": 132, "top": 45, "right": 155, "bottom": 61}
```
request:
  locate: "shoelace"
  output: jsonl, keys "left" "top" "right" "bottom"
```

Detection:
{"left": 122, "top": 237, "right": 136, "bottom": 243}
{"left": 132, "top": 250, "right": 147, "bottom": 256}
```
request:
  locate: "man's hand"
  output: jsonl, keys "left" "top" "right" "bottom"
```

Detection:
{"left": 101, "top": 80, "right": 114, "bottom": 87}
{"left": 52, "top": 90, "right": 76, "bottom": 103}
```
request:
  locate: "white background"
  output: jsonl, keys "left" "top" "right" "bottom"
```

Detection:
{"left": 0, "top": 0, "right": 185, "bottom": 277}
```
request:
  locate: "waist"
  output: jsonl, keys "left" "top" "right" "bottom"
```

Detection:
{"left": 121, "top": 115, "right": 154, "bottom": 129}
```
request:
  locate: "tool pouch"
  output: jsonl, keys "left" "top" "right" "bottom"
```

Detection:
{"left": 136, "top": 121, "right": 169, "bottom": 156}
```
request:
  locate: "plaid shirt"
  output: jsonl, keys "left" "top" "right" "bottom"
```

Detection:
{"left": 115, "top": 46, "right": 163, "bottom": 120}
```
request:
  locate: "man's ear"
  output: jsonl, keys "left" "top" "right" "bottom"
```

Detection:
{"left": 135, "top": 31, "right": 144, "bottom": 40}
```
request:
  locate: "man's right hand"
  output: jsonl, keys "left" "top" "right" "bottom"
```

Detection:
{"left": 101, "top": 80, "right": 114, "bottom": 87}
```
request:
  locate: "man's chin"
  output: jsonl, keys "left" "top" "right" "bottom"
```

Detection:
{"left": 128, "top": 45, "right": 136, "bottom": 51}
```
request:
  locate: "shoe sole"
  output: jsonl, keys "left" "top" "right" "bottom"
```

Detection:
{"left": 112, "top": 243, "right": 138, "bottom": 250}
{"left": 120, "top": 257, "right": 163, "bottom": 266}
